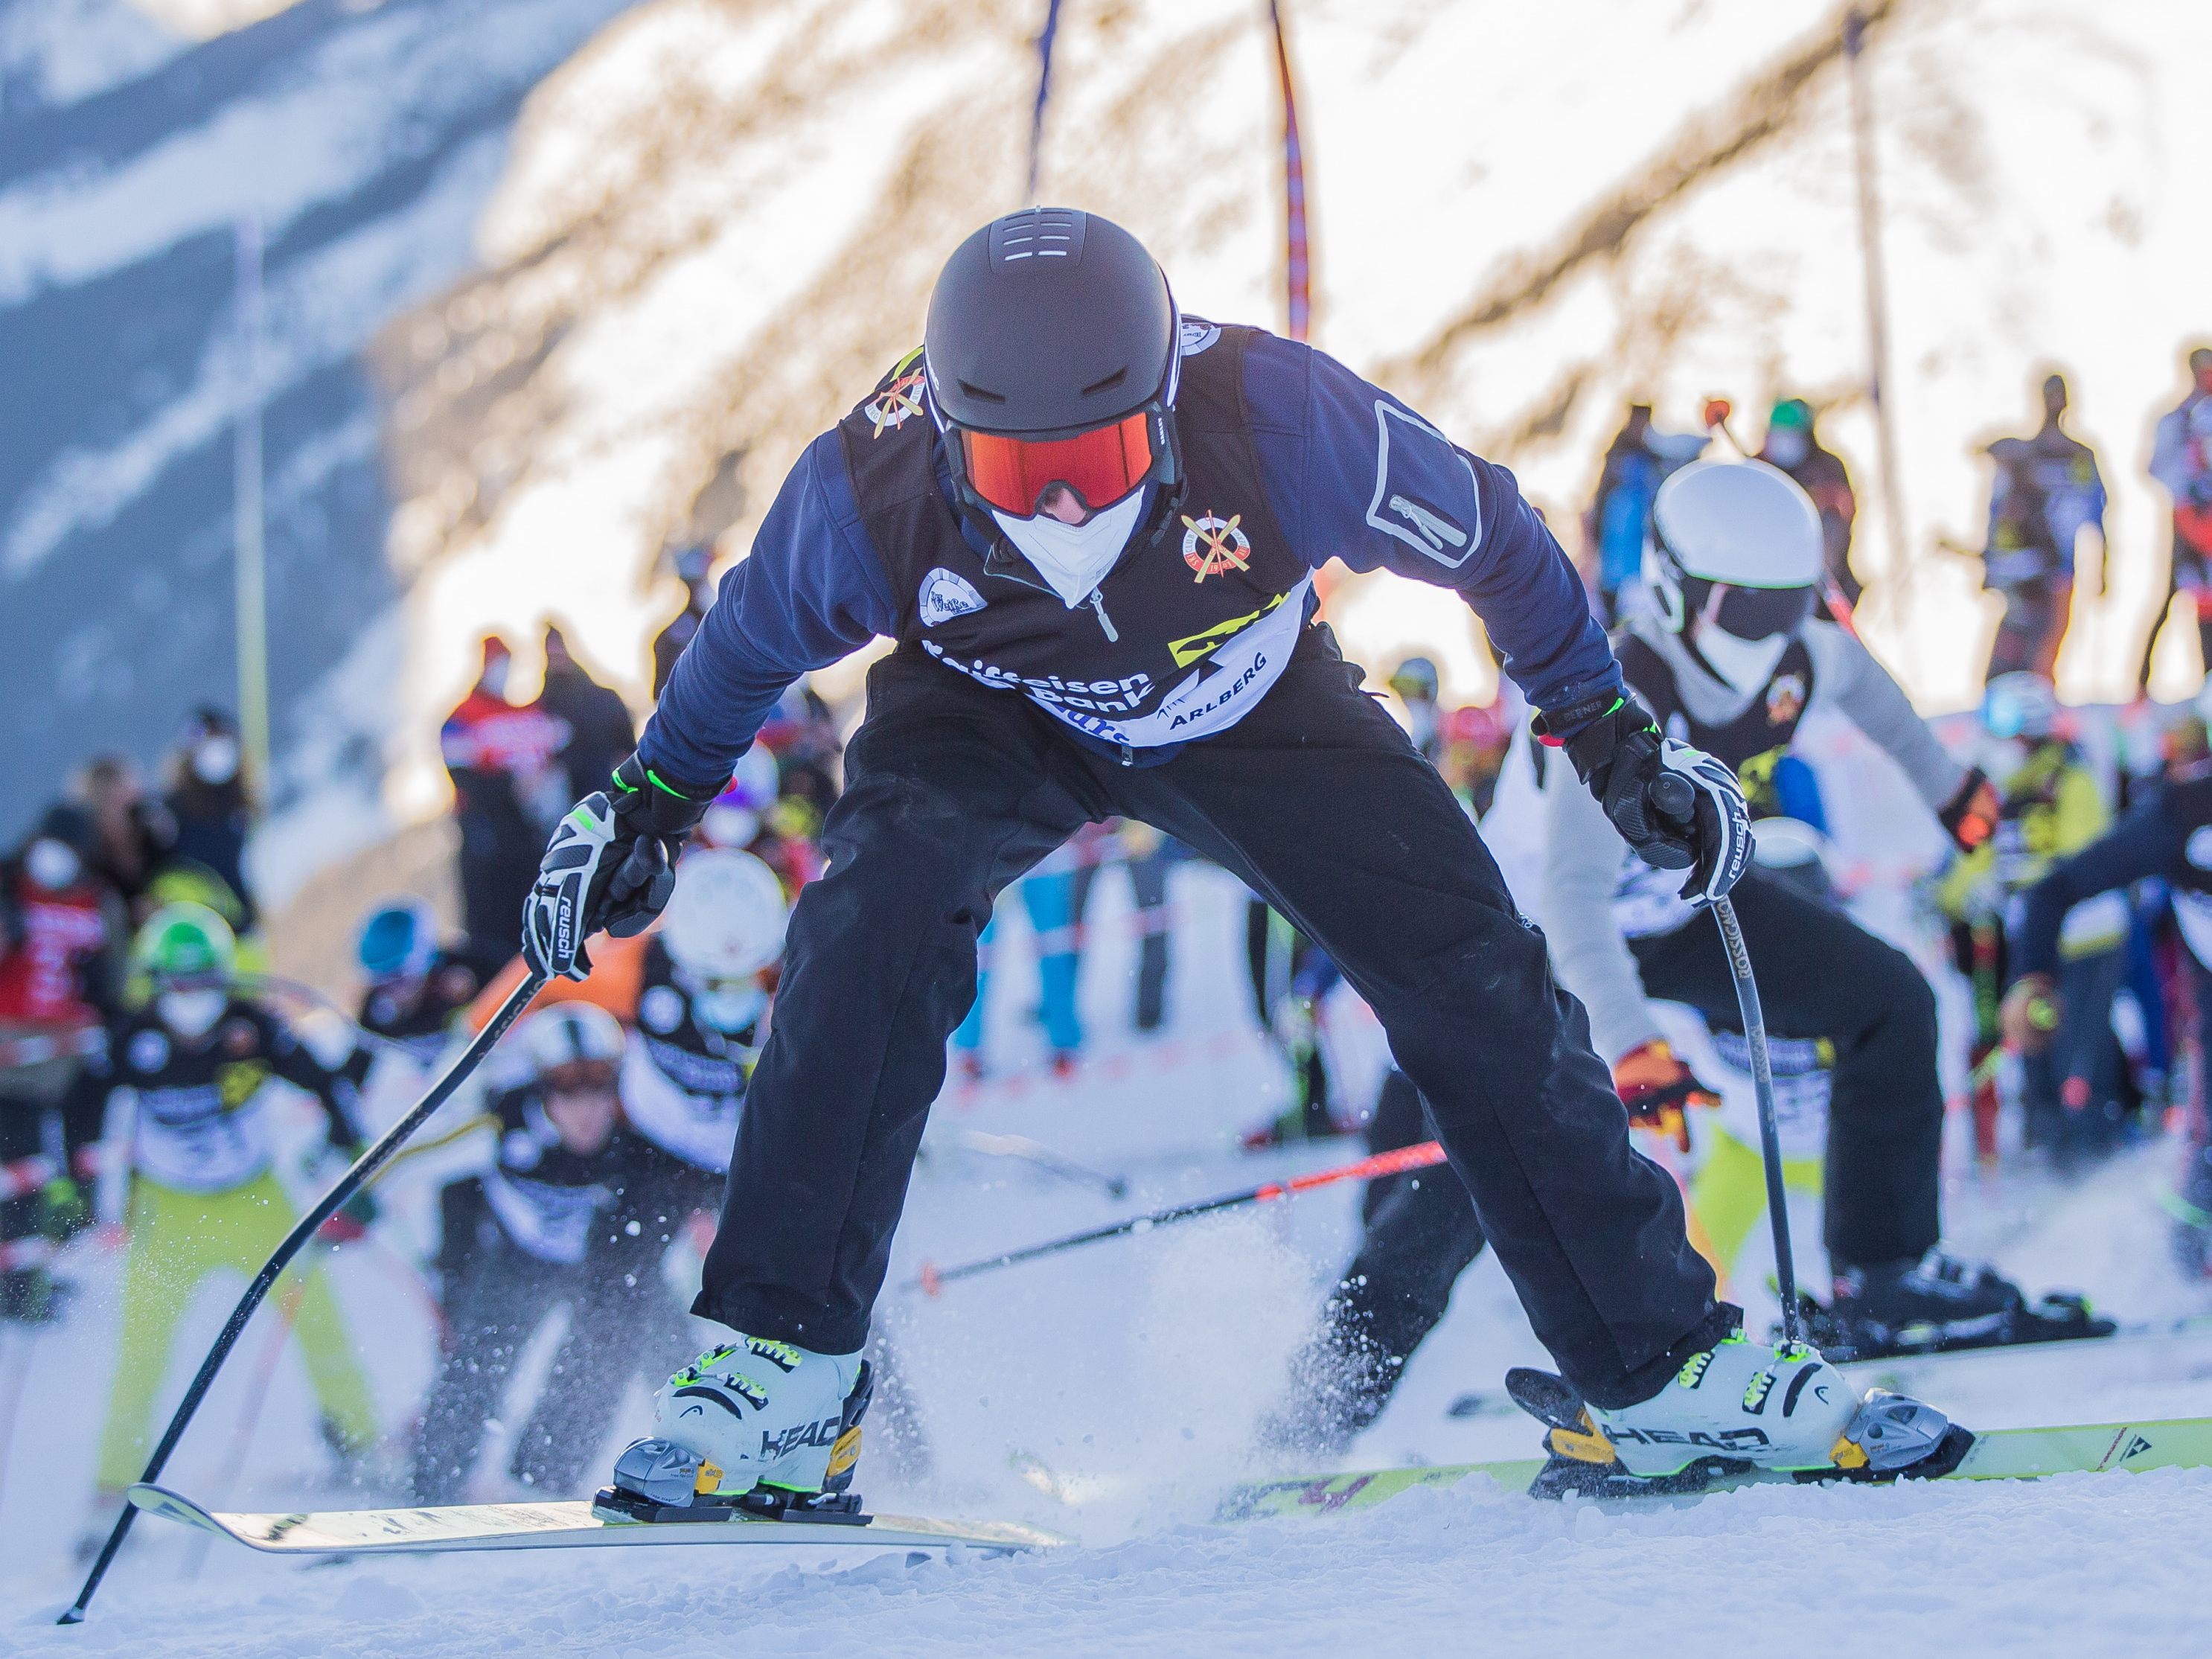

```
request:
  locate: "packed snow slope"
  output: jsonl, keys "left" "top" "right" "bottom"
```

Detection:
{"left": 4, "top": 864, "right": 2211, "bottom": 1655}
{"left": 0, "top": 0, "right": 634, "bottom": 868}
{"left": 380, "top": 0, "right": 2212, "bottom": 822}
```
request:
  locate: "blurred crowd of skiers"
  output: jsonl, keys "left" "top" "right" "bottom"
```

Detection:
{"left": 1587, "top": 345, "right": 2212, "bottom": 693}
{"left": 13, "top": 339, "right": 2212, "bottom": 1519}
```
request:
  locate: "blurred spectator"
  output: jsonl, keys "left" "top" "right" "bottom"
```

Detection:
{"left": 539, "top": 624, "right": 636, "bottom": 805}
{"left": 0, "top": 805, "right": 124, "bottom": 1323}
{"left": 755, "top": 679, "right": 844, "bottom": 818}
{"left": 1759, "top": 398, "right": 1860, "bottom": 610}
{"left": 1442, "top": 699, "right": 1516, "bottom": 819}
{"left": 412, "top": 1005, "right": 653, "bottom": 1504}
{"left": 155, "top": 706, "right": 258, "bottom": 933}
{"left": 1980, "top": 373, "right": 2107, "bottom": 683}
{"left": 74, "top": 755, "right": 167, "bottom": 918}
{"left": 1939, "top": 673, "right": 2126, "bottom": 1166}
{"left": 1386, "top": 656, "right": 1443, "bottom": 764}
{"left": 355, "top": 897, "right": 482, "bottom": 1067}
{"left": 2140, "top": 345, "right": 2212, "bottom": 693}
{"left": 441, "top": 636, "right": 569, "bottom": 975}
{"left": 651, "top": 544, "right": 715, "bottom": 700}
{"left": 1585, "top": 403, "right": 1707, "bottom": 620}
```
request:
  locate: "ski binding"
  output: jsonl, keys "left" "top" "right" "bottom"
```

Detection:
{"left": 1502, "top": 1366, "right": 1972, "bottom": 1498}
{"left": 592, "top": 1438, "right": 869, "bottom": 1527}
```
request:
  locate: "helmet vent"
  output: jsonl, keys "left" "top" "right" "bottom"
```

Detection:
{"left": 1078, "top": 368, "right": 1127, "bottom": 398}
{"left": 957, "top": 380, "right": 1007, "bottom": 404}
{"left": 991, "top": 208, "right": 1084, "bottom": 263}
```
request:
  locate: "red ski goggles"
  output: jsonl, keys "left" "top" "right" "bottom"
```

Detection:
{"left": 955, "top": 410, "right": 1162, "bottom": 519}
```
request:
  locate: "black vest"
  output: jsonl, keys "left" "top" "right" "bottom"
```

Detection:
{"left": 1616, "top": 631, "right": 1816, "bottom": 817}
{"left": 836, "top": 322, "right": 1312, "bottom": 749}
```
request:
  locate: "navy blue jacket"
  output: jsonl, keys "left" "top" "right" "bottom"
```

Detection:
{"left": 640, "top": 329, "right": 1616, "bottom": 787}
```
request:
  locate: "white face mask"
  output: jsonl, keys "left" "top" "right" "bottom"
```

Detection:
{"left": 1692, "top": 624, "right": 1790, "bottom": 694}
{"left": 692, "top": 982, "right": 767, "bottom": 1035}
{"left": 991, "top": 489, "right": 1148, "bottom": 609}
{"left": 191, "top": 735, "right": 240, "bottom": 785}
{"left": 1765, "top": 429, "right": 1810, "bottom": 468}
{"left": 24, "top": 838, "right": 80, "bottom": 891}
{"left": 158, "top": 989, "right": 227, "bottom": 1040}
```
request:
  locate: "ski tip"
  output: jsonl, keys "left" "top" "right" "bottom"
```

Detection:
{"left": 124, "top": 1483, "right": 227, "bottom": 1535}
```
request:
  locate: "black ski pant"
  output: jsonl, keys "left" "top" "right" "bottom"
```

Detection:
{"left": 697, "top": 627, "right": 1724, "bottom": 1409}
{"left": 1302, "top": 869, "right": 1943, "bottom": 1436}
{"left": 1631, "top": 869, "right": 1943, "bottom": 1266}
{"left": 412, "top": 1183, "right": 648, "bottom": 1504}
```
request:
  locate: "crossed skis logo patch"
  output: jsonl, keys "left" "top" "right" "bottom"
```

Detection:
{"left": 918, "top": 567, "right": 987, "bottom": 627}
{"left": 1180, "top": 512, "right": 1251, "bottom": 582}
{"left": 864, "top": 369, "right": 926, "bottom": 438}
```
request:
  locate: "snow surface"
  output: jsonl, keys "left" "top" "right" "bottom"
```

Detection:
{"left": 4, "top": 863, "right": 2210, "bottom": 1654}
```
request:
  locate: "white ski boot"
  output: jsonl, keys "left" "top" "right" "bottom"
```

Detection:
{"left": 1508, "top": 1334, "right": 1959, "bottom": 1495}
{"left": 595, "top": 1335, "right": 871, "bottom": 1524}
{"left": 1591, "top": 1334, "right": 1859, "bottom": 1477}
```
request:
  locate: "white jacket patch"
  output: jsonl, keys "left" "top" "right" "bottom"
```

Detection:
{"left": 919, "top": 567, "right": 987, "bottom": 627}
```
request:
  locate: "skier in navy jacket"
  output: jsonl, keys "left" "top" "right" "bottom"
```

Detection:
{"left": 522, "top": 209, "right": 1917, "bottom": 1513}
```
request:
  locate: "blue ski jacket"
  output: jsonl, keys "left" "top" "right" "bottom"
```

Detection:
{"left": 639, "top": 327, "right": 1616, "bottom": 787}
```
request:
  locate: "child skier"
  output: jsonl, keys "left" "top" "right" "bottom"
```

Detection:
{"left": 73, "top": 904, "right": 380, "bottom": 1529}
{"left": 411, "top": 1003, "right": 655, "bottom": 1503}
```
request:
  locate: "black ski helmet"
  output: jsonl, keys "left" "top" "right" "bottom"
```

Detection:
{"left": 925, "top": 208, "right": 1185, "bottom": 549}
{"left": 925, "top": 208, "right": 1178, "bottom": 435}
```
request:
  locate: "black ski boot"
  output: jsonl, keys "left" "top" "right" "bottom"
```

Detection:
{"left": 1803, "top": 1250, "right": 2114, "bottom": 1360}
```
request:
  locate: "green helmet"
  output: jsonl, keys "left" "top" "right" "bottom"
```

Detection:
{"left": 133, "top": 902, "right": 237, "bottom": 990}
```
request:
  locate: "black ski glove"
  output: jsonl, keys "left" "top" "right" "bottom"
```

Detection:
{"left": 1538, "top": 694, "right": 1753, "bottom": 908}
{"left": 521, "top": 754, "right": 722, "bottom": 981}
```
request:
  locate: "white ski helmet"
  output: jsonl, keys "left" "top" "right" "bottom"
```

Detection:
{"left": 662, "top": 848, "right": 789, "bottom": 980}
{"left": 1646, "top": 459, "right": 1823, "bottom": 691}
{"left": 519, "top": 1003, "right": 626, "bottom": 1082}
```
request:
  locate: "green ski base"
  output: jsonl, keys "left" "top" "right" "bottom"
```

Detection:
{"left": 1218, "top": 1415, "right": 2212, "bottom": 1522}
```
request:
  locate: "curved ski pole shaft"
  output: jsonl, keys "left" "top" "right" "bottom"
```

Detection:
{"left": 912, "top": 1139, "right": 1448, "bottom": 1292}
{"left": 1710, "top": 895, "right": 1802, "bottom": 1346}
{"left": 59, "top": 970, "right": 546, "bottom": 1626}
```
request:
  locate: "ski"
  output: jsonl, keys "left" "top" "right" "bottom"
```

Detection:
{"left": 125, "top": 1483, "right": 1067, "bottom": 1558}
{"left": 1840, "top": 1317, "right": 2212, "bottom": 1393}
{"left": 1442, "top": 1320, "right": 2212, "bottom": 1422}
{"left": 1220, "top": 1413, "right": 2212, "bottom": 1521}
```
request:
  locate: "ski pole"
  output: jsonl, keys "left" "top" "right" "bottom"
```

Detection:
{"left": 59, "top": 968, "right": 546, "bottom": 1626}
{"left": 910, "top": 1139, "right": 1447, "bottom": 1294}
{"left": 942, "top": 1128, "right": 1129, "bottom": 1199}
{"left": 1710, "top": 892, "right": 1803, "bottom": 1347}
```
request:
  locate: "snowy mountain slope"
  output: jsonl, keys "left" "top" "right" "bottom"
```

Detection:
{"left": 374, "top": 0, "right": 2212, "bottom": 832}
{"left": 0, "top": 0, "right": 635, "bottom": 872}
